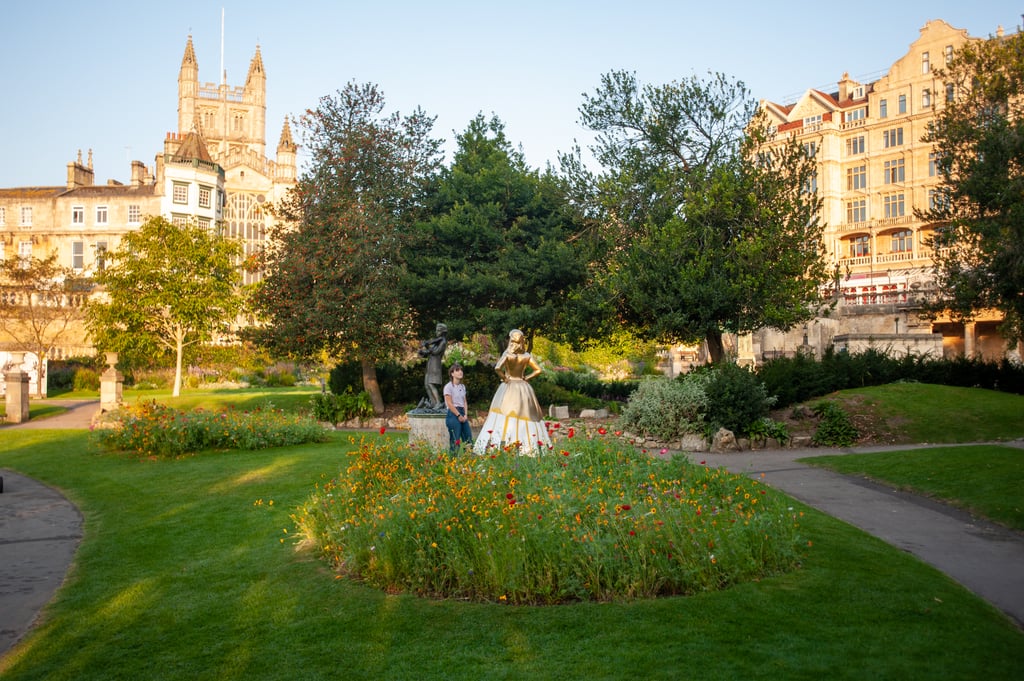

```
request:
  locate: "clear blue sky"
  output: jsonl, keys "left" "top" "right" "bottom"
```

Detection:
{"left": 0, "top": 1, "right": 1016, "bottom": 187}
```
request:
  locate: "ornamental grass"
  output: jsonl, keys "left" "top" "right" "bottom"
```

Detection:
{"left": 91, "top": 399, "right": 329, "bottom": 457}
{"left": 294, "top": 431, "right": 805, "bottom": 604}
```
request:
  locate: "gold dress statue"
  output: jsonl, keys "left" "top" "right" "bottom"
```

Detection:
{"left": 474, "top": 330, "right": 553, "bottom": 455}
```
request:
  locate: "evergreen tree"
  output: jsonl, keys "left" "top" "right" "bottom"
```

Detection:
{"left": 404, "top": 114, "right": 586, "bottom": 351}
{"left": 252, "top": 83, "right": 442, "bottom": 413}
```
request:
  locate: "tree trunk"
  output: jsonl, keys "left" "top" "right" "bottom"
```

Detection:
{"left": 361, "top": 357, "right": 385, "bottom": 415}
{"left": 173, "top": 333, "right": 184, "bottom": 398}
{"left": 705, "top": 330, "right": 725, "bottom": 364}
{"left": 34, "top": 350, "right": 47, "bottom": 399}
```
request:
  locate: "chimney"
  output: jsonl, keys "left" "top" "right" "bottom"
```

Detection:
{"left": 66, "top": 149, "right": 95, "bottom": 190}
{"left": 130, "top": 160, "right": 146, "bottom": 188}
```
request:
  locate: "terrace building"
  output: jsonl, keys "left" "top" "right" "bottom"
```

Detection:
{"left": 747, "top": 19, "right": 1014, "bottom": 365}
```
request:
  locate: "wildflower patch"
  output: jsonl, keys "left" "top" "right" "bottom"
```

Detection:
{"left": 293, "top": 432, "right": 806, "bottom": 604}
{"left": 92, "top": 400, "right": 329, "bottom": 457}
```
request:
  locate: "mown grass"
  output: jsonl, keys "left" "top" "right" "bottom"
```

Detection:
{"left": 834, "top": 382, "right": 1024, "bottom": 444}
{"left": 0, "top": 402, "right": 68, "bottom": 421}
{"left": 1, "top": 429, "right": 1022, "bottom": 680}
{"left": 802, "top": 445, "right": 1024, "bottom": 531}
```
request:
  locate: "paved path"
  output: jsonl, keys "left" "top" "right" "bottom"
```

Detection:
{"left": 686, "top": 443, "right": 1024, "bottom": 629}
{"left": 1, "top": 404, "right": 1022, "bottom": 662}
{"left": 0, "top": 471, "right": 83, "bottom": 658}
{"left": 1, "top": 400, "right": 96, "bottom": 657}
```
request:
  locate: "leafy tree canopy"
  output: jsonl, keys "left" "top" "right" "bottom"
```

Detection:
{"left": 922, "top": 30, "right": 1024, "bottom": 345}
{"left": 86, "top": 216, "right": 242, "bottom": 397}
{"left": 0, "top": 252, "right": 93, "bottom": 397}
{"left": 563, "top": 71, "right": 828, "bottom": 361}
{"left": 404, "top": 114, "right": 587, "bottom": 352}
{"left": 251, "top": 82, "right": 443, "bottom": 412}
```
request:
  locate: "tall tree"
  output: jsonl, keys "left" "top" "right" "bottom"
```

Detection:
{"left": 921, "top": 30, "right": 1024, "bottom": 347}
{"left": 564, "top": 71, "right": 828, "bottom": 362}
{"left": 404, "top": 114, "right": 586, "bottom": 350}
{"left": 0, "top": 252, "right": 92, "bottom": 397}
{"left": 86, "top": 216, "right": 242, "bottom": 397}
{"left": 252, "top": 82, "right": 442, "bottom": 413}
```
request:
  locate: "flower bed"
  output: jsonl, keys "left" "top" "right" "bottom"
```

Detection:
{"left": 92, "top": 400, "right": 329, "bottom": 457}
{"left": 293, "top": 431, "right": 806, "bottom": 604}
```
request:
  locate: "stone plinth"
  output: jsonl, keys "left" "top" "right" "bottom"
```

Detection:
{"left": 5, "top": 352, "right": 30, "bottom": 424}
{"left": 548, "top": 404, "right": 570, "bottom": 420}
{"left": 100, "top": 352, "right": 123, "bottom": 412}
{"left": 407, "top": 412, "right": 448, "bottom": 452}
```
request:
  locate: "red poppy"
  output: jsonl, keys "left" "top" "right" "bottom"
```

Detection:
{"left": 567, "top": 427, "right": 575, "bottom": 438}
{"left": 621, "top": 504, "right": 631, "bottom": 511}
{"left": 379, "top": 426, "right": 386, "bottom": 434}
{"left": 506, "top": 493, "right": 515, "bottom": 499}
{"left": 597, "top": 427, "right": 607, "bottom": 435}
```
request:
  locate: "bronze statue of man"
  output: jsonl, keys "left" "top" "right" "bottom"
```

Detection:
{"left": 417, "top": 323, "right": 448, "bottom": 410}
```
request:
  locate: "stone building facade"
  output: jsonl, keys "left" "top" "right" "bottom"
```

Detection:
{"left": 747, "top": 19, "right": 1014, "bottom": 365}
{"left": 0, "top": 36, "right": 297, "bottom": 361}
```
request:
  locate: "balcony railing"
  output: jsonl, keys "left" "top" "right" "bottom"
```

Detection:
{"left": 875, "top": 251, "right": 915, "bottom": 264}
{"left": 834, "top": 215, "right": 916, "bottom": 233}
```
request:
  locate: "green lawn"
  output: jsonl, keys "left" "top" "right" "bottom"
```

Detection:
{"left": 801, "top": 444, "right": 1024, "bottom": 530}
{"left": 1, "top": 429, "right": 1021, "bottom": 680}
{"left": 837, "top": 382, "right": 1024, "bottom": 444}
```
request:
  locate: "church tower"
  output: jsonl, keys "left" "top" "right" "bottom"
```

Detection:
{"left": 173, "top": 35, "right": 296, "bottom": 285}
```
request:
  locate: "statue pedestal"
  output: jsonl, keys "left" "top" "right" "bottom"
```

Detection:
{"left": 406, "top": 412, "right": 448, "bottom": 453}
{"left": 99, "top": 352, "right": 123, "bottom": 412}
{"left": 5, "top": 352, "right": 30, "bottom": 424}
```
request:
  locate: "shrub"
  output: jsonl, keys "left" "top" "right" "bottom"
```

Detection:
{"left": 700, "top": 363, "right": 774, "bottom": 436}
{"left": 93, "top": 400, "right": 329, "bottom": 457}
{"left": 129, "top": 370, "right": 171, "bottom": 390}
{"left": 73, "top": 368, "right": 101, "bottom": 392}
{"left": 310, "top": 390, "right": 374, "bottom": 426}
{"left": 747, "top": 417, "right": 790, "bottom": 446}
{"left": 48, "top": 357, "right": 101, "bottom": 392}
{"left": 293, "top": 435, "right": 804, "bottom": 604}
{"left": 620, "top": 375, "right": 709, "bottom": 441}
{"left": 758, "top": 350, "right": 838, "bottom": 407}
{"left": 264, "top": 369, "right": 297, "bottom": 387}
{"left": 759, "top": 349, "right": 1024, "bottom": 408}
{"left": 531, "top": 378, "right": 604, "bottom": 413}
{"left": 811, "top": 401, "right": 859, "bottom": 447}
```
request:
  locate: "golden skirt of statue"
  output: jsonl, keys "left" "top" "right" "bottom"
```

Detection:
{"left": 474, "top": 331, "right": 552, "bottom": 456}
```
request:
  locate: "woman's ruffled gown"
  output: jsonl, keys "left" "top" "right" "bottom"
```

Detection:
{"left": 473, "top": 354, "right": 552, "bottom": 455}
